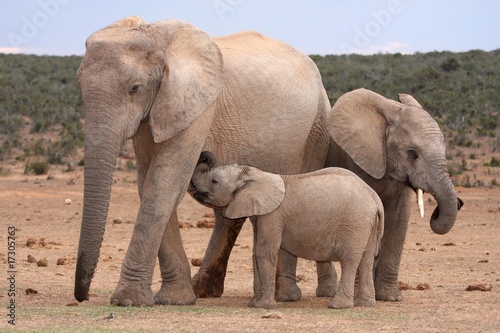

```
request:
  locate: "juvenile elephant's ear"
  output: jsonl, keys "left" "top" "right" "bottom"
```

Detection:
{"left": 223, "top": 167, "right": 285, "bottom": 219}
{"left": 149, "top": 20, "right": 224, "bottom": 143}
{"left": 328, "top": 88, "right": 400, "bottom": 179}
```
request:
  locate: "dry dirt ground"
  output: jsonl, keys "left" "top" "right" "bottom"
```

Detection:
{"left": 0, "top": 161, "right": 499, "bottom": 332}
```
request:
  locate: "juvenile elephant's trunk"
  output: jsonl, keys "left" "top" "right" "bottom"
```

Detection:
{"left": 74, "top": 130, "right": 122, "bottom": 302}
{"left": 428, "top": 174, "right": 463, "bottom": 235}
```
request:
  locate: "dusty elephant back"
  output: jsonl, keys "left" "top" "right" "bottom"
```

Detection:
{"left": 202, "top": 32, "right": 330, "bottom": 174}
{"left": 280, "top": 168, "right": 382, "bottom": 225}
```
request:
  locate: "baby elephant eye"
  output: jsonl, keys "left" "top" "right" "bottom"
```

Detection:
{"left": 407, "top": 149, "right": 419, "bottom": 160}
{"left": 212, "top": 179, "right": 218, "bottom": 185}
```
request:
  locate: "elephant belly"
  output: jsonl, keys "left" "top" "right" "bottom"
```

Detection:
{"left": 280, "top": 232, "right": 340, "bottom": 263}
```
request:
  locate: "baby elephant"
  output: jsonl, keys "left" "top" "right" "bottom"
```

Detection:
{"left": 188, "top": 151, "right": 384, "bottom": 309}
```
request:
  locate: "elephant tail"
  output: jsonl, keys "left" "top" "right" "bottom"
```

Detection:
{"left": 371, "top": 200, "right": 385, "bottom": 258}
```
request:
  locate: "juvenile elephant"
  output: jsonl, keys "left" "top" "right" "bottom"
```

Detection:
{"left": 189, "top": 152, "right": 384, "bottom": 309}
{"left": 326, "top": 88, "right": 464, "bottom": 301}
{"left": 198, "top": 88, "right": 464, "bottom": 303}
{"left": 74, "top": 17, "right": 333, "bottom": 306}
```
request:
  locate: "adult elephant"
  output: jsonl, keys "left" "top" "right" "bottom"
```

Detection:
{"left": 195, "top": 88, "right": 463, "bottom": 303}
{"left": 74, "top": 17, "right": 333, "bottom": 306}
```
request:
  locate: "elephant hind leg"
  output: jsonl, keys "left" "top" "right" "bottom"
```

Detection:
{"left": 315, "top": 261, "right": 338, "bottom": 297}
{"left": 354, "top": 246, "right": 377, "bottom": 307}
{"left": 191, "top": 210, "right": 246, "bottom": 298}
{"left": 327, "top": 254, "right": 363, "bottom": 309}
{"left": 275, "top": 249, "right": 302, "bottom": 302}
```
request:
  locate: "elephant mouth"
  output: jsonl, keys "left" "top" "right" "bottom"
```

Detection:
{"left": 189, "top": 187, "right": 225, "bottom": 210}
{"left": 188, "top": 180, "right": 197, "bottom": 194}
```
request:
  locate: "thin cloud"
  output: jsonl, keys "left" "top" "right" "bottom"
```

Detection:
{"left": 0, "top": 47, "right": 23, "bottom": 54}
{"left": 358, "top": 42, "right": 410, "bottom": 55}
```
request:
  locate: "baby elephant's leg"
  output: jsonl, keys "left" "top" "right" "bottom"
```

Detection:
{"left": 250, "top": 219, "right": 281, "bottom": 309}
{"left": 327, "top": 255, "right": 360, "bottom": 309}
{"left": 354, "top": 245, "right": 377, "bottom": 307}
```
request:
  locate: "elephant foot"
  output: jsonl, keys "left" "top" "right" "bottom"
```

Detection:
{"left": 251, "top": 298, "right": 277, "bottom": 309}
{"left": 154, "top": 282, "right": 196, "bottom": 306}
{"left": 110, "top": 282, "right": 155, "bottom": 307}
{"left": 327, "top": 295, "right": 354, "bottom": 309}
{"left": 354, "top": 295, "right": 376, "bottom": 307}
{"left": 191, "top": 270, "right": 224, "bottom": 298}
{"left": 275, "top": 276, "right": 301, "bottom": 302}
{"left": 375, "top": 281, "right": 403, "bottom": 302}
{"left": 316, "top": 281, "right": 336, "bottom": 298}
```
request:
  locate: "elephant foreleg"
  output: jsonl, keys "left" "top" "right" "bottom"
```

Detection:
{"left": 375, "top": 188, "right": 411, "bottom": 301}
{"left": 191, "top": 209, "right": 246, "bottom": 298}
{"left": 155, "top": 211, "right": 196, "bottom": 305}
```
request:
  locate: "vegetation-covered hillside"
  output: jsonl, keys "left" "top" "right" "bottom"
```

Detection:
{"left": 0, "top": 54, "right": 83, "bottom": 163}
{"left": 0, "top": 50, "right": 499, "bottom": 184}
{"left": 311, "top": 50, "right": 500, "bottom": 136}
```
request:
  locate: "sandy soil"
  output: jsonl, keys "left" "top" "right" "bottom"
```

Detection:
{"left": 0, "top": 163, "right": 499, "bottom": 332}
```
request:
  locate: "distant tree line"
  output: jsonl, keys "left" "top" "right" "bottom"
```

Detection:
{"left": 0, "top": 49, "right": 499, "bottom": 162}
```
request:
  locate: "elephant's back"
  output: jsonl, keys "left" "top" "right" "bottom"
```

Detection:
{"left": 205, "top": 32, "right": 330, "bottom": 175}
{"left": 283, "top": 168, "right": 382, "bottom": 216}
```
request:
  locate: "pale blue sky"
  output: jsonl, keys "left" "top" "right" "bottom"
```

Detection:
{"left": 1, "top": 0, "right": 499, "bottom": 56}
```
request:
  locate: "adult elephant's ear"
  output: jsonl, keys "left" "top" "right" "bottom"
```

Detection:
{"left": 327, "top": 88, "right": 399, "bottom": 179}
{"left": 223, "top": 167, "right": 285, "bottom": 219}
{"left": 398, "top": 93, "right": 423, "bottom": 108}
{"left": 149, "top": 20, "right": 224, "bottom": 143}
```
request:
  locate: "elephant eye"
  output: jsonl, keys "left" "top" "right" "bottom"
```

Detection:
{"left": 407, "top": 149, "right": 419, "bottom": 160}
{"left": 212, "top": 179, "right": 218, "bottom": 185}
{"left": 129, "top": 84, "right": 141, "bottom": 94}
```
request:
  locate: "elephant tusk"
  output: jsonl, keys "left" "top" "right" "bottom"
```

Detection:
{"left": 417, "top": 188, "right": 424, "bottom": 218}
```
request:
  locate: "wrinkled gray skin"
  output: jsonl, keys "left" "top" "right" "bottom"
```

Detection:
{"left": 189, "top": 152, "right": 384, "bottom": 309}
{"left": 74, "top": 17, "right": 332, "bottom": 306}
{"left": 201, "top": 88, "right": 464, "bottom": 303}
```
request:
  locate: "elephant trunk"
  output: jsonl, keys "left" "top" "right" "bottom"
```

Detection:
{"left": 74, "top": 128, "right": 122, "bottom": 302}
{"left": 428, "top": 172, "right": 463, "bottom": 235}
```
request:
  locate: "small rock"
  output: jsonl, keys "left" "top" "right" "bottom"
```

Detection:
{"left": 465, "top": 283, "right": 492, "bottom": 292}
{"left": 26, "top": 237, "right": 37, "bottom": 248}
{"left": 25, "top": 288, "right": 38, "bottom": 295}
{"left": 196, "top": 219, "right": 215, "bottom": 228}
{"left": 37, "top": 258, "right": 48, "bottom": 267}
{"left": 191, "top": 258, "right": 203, "bottom": 267}
{"left": 179, "top": 221, "right": 194, "bottom": 228}
{"left": 66, "top": 302, "right": 79, "bottom": 306}
{"left": 415, "top": 283, "right": 431, "bottom": 290}
{"left": 38, "top": 238, "right": 46, "bottom": 247}
{"left": 398, "top": 281, "right": 414, "bottom": 291}
{"left": 442, "top": 242, "right": 456, "bottom": 246}
{"left": 262, "top": 312, "right": 282, "bottom": 319}
{"left": 112, "top": 218, "right": 122, "bottom": 225}
{"left": 296, "top": 274, "right": 309, "bottom": 282}
{"left": 65, "top": 198, "right": 72, "bottom": 205}
{"left": 27, "top": 254, "right": 37, "bottom": 263}
{"left": 57, "top": 258, "right": 67, "bottom": 265}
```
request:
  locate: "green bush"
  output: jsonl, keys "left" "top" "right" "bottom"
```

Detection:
{"left": 484, "top": 157, "right": 500, "bottom": 167}
{"left": 24, "top": 159, "right": 49, "bottom": 175}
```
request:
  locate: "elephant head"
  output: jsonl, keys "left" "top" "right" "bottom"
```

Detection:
{"left": 328, "top": 88, "right": 463, "bottom": 235}
{"left": 74, "top": 17, "right": 224, "bottom": 302}
{"left": 188, "top": 151, "right": 285, "bottom": 219}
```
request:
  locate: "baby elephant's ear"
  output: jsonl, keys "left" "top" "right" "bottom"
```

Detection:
{"left": 223, "top": 167, "right": 285, "bottom": 219}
